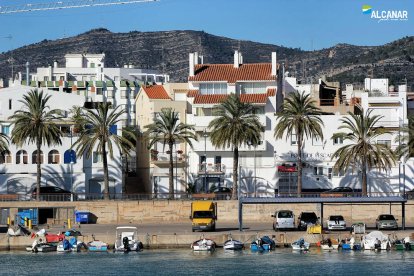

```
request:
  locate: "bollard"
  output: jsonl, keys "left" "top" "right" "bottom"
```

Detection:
{"left": 7, "top": 216, "right": 10, "bottom": 226}
{"left": 67, "top": 218, "right": 71, "bottom": 229}
{"left": 24, "top": 217, "right": 28, "bottom": 227}
{"left": 28, "top": 219, "right": 32, "bottom": 229}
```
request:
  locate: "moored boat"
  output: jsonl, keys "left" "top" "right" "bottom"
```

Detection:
{"left": 250, "top": 236, "right": 276, "bottom": 251}
{"left": 87, "top": 235, "right": 108, "bottom": 252}
{"left": 362, "top": 231, "right": 391, "bottom": 251}
{"left": 114, "top": 226, "right": 143, "bottom": 252}
{"left": 291, "top": 238, "right": 310, "bottom": 251}
{"left": 191, "top": 238, "right": 216, "bottom": 251}
{"left": 223, "top": 238, "right": 244, "bottom": 250}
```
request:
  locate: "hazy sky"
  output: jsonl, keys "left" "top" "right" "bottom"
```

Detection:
{"left": 0, "top": 0, "right": 413, "bottom": 52}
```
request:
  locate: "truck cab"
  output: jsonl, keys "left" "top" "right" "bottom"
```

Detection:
{"left": 190, "top": 201, "right": 217, "bottom": 232}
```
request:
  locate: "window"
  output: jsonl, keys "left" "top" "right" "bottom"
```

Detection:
{"left": 1, "top": 125, "right": 10, "bottom": 136}
{"left": 96, "top": 88, "right": 103, "bottom": 95}
{"left": 377, "top": 140, "right": 391, "bottom": 147}
{"left": 121, "top": 89, "right": 127, "bottom": 99}
{"left": 328, "top": 168, "right": 333, "bottom": 180}
{"left": 9, "top": 99, "right": 12, "bottom": 110}
{"left": 93, "top": 152, "right": 103, "bottom": 163}
{"left": 16, "top": 150, "right": 28, "bottom": 164}
{"left": 214, "top": 156, "right": 221, "bottom": 165}
{"left": 0, "top": 151, "right": 12, "bottom": 164}
{"left": 48, "top": 150, "right": 60, "bottom": 164}
{"left": 199, "top": 83, "right": 227, "bottom": 95}
{"left": 90, "top": 63, "right": 95, "bottom": 68}
{"left": 313, "top": 166, "right": 323, "bottom": 175}
{"left": 291, "top": 134, "right": 297, "bottom": 145}
{"left": 333, "top": 137, "right": 343, "bottom": 145}
{"left": 43, "top": 76, "right": 48, "bottom": 81}
{"left": 32, "top": 150, "right": 44, "bottom": 164}
{"left": 238, "top": 82, "right": 267, "bottom": 94}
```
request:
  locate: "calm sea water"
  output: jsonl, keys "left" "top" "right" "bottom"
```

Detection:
{"left": 2, "top": 249, "right": 414, "bottom": 275}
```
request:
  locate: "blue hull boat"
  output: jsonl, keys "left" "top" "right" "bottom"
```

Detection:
{"left": 250, "top": 236, "right": 276, "bottom": 252}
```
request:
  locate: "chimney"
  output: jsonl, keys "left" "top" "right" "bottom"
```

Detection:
{"left": 200, "top": 55, "right": 204, "bottom": 64}
{"left": 53, "top": 60, "right": 58, "bottom": 68}
{"left": 271, "top": 52, "right": 277, "bottom": 76}
{"left": 234, "top": 50, "right": 240, "bottom": 68}
{"left": 194, "top": 52, "right": 199, "bottom": 65}
{"left": 189, "top": 53, "right": 195, "bottom": 76}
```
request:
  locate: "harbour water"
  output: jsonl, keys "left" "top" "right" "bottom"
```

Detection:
{"left": 2, "top": 249, "right": 414, "bottom": 275}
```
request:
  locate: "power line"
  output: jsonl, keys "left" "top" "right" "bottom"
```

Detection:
{"left": 0, "top": 0, "right": 158, "bottom": 14}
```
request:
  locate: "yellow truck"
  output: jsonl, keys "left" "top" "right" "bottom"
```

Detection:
{"left": 190, "top": 201, "right": 217, "bottom": 232}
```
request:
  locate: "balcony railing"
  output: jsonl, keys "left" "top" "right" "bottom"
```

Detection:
{"left": 151, "top": 152, "right": 185, "bottom": 163}
{"left": 198, "top": 163, "right": 225, "bottom": 174}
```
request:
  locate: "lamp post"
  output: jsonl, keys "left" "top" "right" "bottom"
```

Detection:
{"left": 203, "top": 129, "right": 208, "bottom": 193}
{"left": 247, "top": 140, "right": 262, "bottom": 197}
{"left": 174, "top": 144, "right": 178, "bottom": 198}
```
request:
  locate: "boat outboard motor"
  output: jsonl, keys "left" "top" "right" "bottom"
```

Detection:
{"left": 123, "top": 236, "right": 131, "bottom": 252}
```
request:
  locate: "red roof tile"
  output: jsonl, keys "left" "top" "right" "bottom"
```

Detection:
{"left": 267, "top": 88, "right": 276, "bottom": 96}
{"left": 193, "top": 93, "right": 268, "bottom": 104}
{"left": 142, "top": 85, "right": 171, "bottom": 100}
{"left": 187, "top": 90, "right": 199, "bottom": 97}
{"left": 189, "top": 63, "right": 276, "bottom": 83}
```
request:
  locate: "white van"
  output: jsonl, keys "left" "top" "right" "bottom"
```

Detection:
{"left": 271, "top": 210, "right": 295, "bottom": 231}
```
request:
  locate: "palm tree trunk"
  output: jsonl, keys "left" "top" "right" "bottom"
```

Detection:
{"left": 297, "top": 132, "right": 303, "bottom": 196}
{"left": 232, "top": 147, "right": 239, "bottom": 200}
{"left": 362, "top": 159, "right": 367, "bottom": 196}
{"left": 102, "top": 142, "right": 110, "bottom": 200}
{"left": 168, "top": 142, "right": 174, "bottom": 199}
{"left": 36, "top": 140, "right": 41, "bottom": 201}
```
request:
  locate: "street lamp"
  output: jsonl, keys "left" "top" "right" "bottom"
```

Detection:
{"left": 203, "top": 129, "right": 208, "bottom": 193}
{"left": 247, "top": 140, "right": 262, "bottom": 197}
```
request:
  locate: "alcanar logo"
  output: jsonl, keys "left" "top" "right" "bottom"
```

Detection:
{"left": 362, "top": 4, "right": 408, "bottom": 22}
{"left": 362, "top": 5, "right": 372, "bottom": 14}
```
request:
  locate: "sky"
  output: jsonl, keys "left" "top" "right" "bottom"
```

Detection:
{"left": 0, "top": 0, "right": 413, "bottom": 53}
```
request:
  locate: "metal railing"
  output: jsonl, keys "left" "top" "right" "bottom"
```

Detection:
{"left": 0, "top": 191, "right": 408, "bottom": 202}
{"left": 198, "top": 163, "right": 225, "bottom": 173}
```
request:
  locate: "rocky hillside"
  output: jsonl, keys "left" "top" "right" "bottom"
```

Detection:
{"left": 0, "top": 28, "right": 413, "bottom": 89}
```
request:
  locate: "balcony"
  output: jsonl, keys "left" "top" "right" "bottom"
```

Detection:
{"left": 191, "top": 114, "right": 266, "bottom": 131}
{"left": 198, "top": 163, "right": 225, "bottom": 175}
{"left": 151, "top": 151, "right": 186, "bottom": 166}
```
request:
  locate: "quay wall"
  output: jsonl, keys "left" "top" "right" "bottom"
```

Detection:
{"left": 1, "top": 200, "right": 414, "bottom": 227}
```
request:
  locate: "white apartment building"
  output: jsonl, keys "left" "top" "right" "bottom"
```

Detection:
{"left": 0, "top": 85, "right": 123, "bottom": 197}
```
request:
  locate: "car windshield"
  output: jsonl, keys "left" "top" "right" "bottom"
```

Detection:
{"left": 379, "top": 215, "right": 395, "bottom": 220}
{"left": 301, "top": 213, "right": 317, "bottom": 221}
{"left": 193, "top": 211, "right": 214, "bottom": 219}
{"left": 278, "top": 211, "right": 293, "bottom": 218}
{"left": 329, "top": 216, "right": 344, "bottom": 221}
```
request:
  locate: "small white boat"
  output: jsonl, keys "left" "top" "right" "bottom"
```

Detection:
{"left": 291, "top": 238, "right": 310, "bottom": 251}
{"left": 223, "top": 238, "right": 244, "bottom": 250}
{"left": 114, "top": 226, "right": 143, "bottom": 252}
{"left": 191, "top": 238, "right": 216, "bottom": 251}
{"left": 87, "top": 235, "right": 108, "bottom": 252}
{"left": 26, "top": 243, "right": 57, "bottom": 253}
{"left": 362, "top": 231, "right": 391, "bottom": 250}
{"left": 320, "top": 238, "right": 339, "bottom": 250}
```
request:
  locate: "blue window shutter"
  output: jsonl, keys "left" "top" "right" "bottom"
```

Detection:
{"left": 64, "top": 150, "right": 77, "bottom": 164}
{"left": 109, "top": 125, "right": 117, "bottom": 135}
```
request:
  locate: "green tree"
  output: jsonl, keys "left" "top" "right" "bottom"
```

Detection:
{"left": 0, "top": 133, "right": 9, "bottom": 153}
{"left": 72, "top": 103, "right": 134, "bottom": 200}
{"left": 332, "top": 110, "right": 396, "bottom": 196}
{"left": 274, "top": 91, "right": 324, "bottom": 195}
{"left": 394, "top": 116, "right": 414, "bottom": 161}
{"left": 145, "top": 108, "right": 197, "bottom": 199}
{"left": 208, "top": 94, "right": 263, "bottom": 199}
{"left": 9, "top": 89, "right": 62, "bottom": 201}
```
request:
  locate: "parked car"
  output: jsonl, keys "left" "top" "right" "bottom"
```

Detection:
{"left": 376, "top": 214, "right": 398, "bottom": 230}
{"left": 272, "top": 210, "right": 295, "bottom": 231}
{"left": 210, "top": 186, "right": 232, "bottom": 200}
{"left": 326, "top": 215, "right": 346, "bottom": 230}
{"left": 30, "top": 186, "right": 75, "bottom": 201}
{"left": 297, "top": 212, "right": 319, "bottom": 230}
{"left": 321, "top": 187, "right": 354, "bottom": 197}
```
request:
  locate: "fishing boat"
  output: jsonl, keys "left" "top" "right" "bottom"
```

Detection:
{"left": 362, "top": 231, "right": 391, "bottom": 250}
{"left": 191, "top": 238, "right": 216, "bottom": 251}
{"left": 57, "top": 239, "right": 72, "bottom": 253}
{"left": 291, "top": 238, "right": 310, "bottom": 251}
{"left": 26, "top": 238, "right": 57, "bottom": 253}
{"left": 87, "top": 235, "right": 108, "bottom": 252}
{"left": 114, "top": 226, "right": 143, "bottom": 252}
{"left": 320, "top": 238, "right": 338, "bottom": 250}
{"left": 223, "top": 237, "right": 244, "bottom": 250}
{"left": 395, "top": 237, "right": 414, "bottom": 251}
{"left": 250, "top": 236, "right": 276, "bottom": 251}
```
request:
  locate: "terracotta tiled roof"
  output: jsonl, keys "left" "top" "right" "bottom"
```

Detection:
{"left": 142, "top": 85, "right": 171, "bottom": 100}
{"left": 194, "top": 93, "right": 268, "bottom": 104}
{"left": 193, "top": 94, "right": 227, "bottom": 104}
{"left": 240, "top": 93, "right": 268, "bottom": 104}
{"left": 267, "top": 88, "right": 276, "bottom": 96}
{"left": 189, "top": 63, "right": 276, "bottom": 83}
{"left": 187, "top": 90, "right": 199, "bottom": 97}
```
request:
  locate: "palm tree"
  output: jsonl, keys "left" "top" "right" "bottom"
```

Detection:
{"left": 331, "top": 110, "right": 396, "bottom": 196}
{"left": 394, "top": 116, "right": 414, "bottom": 161}
{"left": 274, "top": 91, "right": 324, "bottom": 195}
{"left": 0, "top": 133, "right": 9, "bottom": 153}
{"left": 9, "top": 89, "right": 62, "bottom": 201}
{"left": 145, "top": 108, "right": 197, "bottom": 199}
{"left": 208, "top": 94, "right": 264, "bottom": 199}
{"left": 70, "top": 105, "right": 86, "bottom": 134}
{"left": 72, "top": 103, "right": 134, "bottom": 200}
